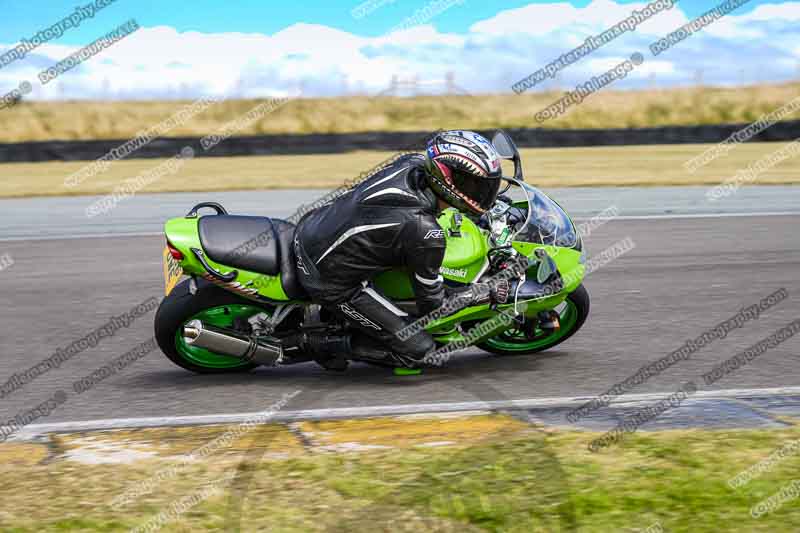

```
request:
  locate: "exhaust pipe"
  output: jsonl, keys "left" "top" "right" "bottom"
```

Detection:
{"left": 182, "top": 319, "right": 282, "bottom": 366}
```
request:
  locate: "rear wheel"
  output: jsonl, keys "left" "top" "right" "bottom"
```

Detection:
{"left": 155, "top": 278, "right": 270, "bottom": 373}
{"left": 478, "top": 284, "right": 590, "bottom": 356}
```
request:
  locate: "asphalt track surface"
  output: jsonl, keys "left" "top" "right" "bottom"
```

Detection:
{"left": 0, "top": 185, "right": 798, "bottom": 426}
{"left": 1, "top": 185, "right": 799, "bottom": 240}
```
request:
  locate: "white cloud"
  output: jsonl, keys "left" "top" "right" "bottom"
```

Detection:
{"left": 0, "top": 0, "right": 796, "bottom": 100}
{"left": 470, "top": 0, "right": 688, "bottom": 36}
{"left": 699, "top": 2, "right": 800, "bottom": 39}
{"left": 469, "top": 1, "right": 583, "bottom": 36}
{"left": 739, "top": 2, "right": 800, "bottom": 21}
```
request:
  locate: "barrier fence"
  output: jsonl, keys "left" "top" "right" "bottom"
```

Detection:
{"left": 1, "top": 120, "right": 799, "bottom": 163}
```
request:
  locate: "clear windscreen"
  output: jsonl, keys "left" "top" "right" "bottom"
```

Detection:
{"left": 510, "top": 182, "right": 578, "bottom": 247}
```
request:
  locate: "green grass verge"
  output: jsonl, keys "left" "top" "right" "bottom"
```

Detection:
{"left": 0, "top": 142, "right": 798, "bottom": 199}
{"left": 2, "top": 425, "right": 800, "bottom": 531}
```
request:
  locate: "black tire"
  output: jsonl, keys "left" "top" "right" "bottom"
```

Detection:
{"left": 154, "top": 278, "right": 266, "bottom": 374}
{"left": 478, "top": 284, "right": 590, "bottom": 356}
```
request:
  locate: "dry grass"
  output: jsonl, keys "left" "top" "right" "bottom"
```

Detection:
{"left": 0, "top": 142, "right": 797, "bottom": 199}
{"left": 2, "top": 82, "right": 799, "bottom": 142}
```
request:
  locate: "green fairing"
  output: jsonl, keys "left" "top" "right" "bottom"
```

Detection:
{"left": 436, "top": 208, "right": 490, "bottom": 282}
{"left": 164, "top": 217, "right": 290, "bottom": 302}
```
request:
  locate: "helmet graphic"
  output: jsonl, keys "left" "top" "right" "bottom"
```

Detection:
{"left": 424, "top": 130, "right": 503, "bottom": 215}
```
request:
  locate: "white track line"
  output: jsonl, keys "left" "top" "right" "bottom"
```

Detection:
{"left": 602, "top": 211, "right": 799, "bottom": 220}
{"left": 0, "top": 231, "right": 162, "bottom": 242}
{"left": 1, "top": 211, "right": 798, "bottom": 242}
{"left": 10, "top": 385, "right": 800, "bottom": 440}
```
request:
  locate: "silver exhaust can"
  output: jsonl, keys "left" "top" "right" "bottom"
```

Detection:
{"left": 182, "top": 319, "right": 282, "bottom": 366}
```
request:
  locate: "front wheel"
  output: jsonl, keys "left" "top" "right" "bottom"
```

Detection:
{"left": 478, "top": 284, "right": 590, "bottom": 356}
{"left": 155, "top": 278, "right": 269, "bottom": 373}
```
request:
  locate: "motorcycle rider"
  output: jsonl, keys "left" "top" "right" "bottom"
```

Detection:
{"left": 289, "top": 130, "right": 517, "bottom": 369}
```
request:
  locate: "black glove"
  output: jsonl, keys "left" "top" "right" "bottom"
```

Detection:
{"left": 442, "top": 255, "right": 529, "bottom": 309}
{"left": 490, "top": 278, "right": 511, "bottom": 304}
{"left": 446, "top": 279, "right": 511, "bottom": 308}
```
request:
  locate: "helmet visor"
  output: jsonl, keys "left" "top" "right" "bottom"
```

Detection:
{"left": 450, "top": 168, "right": 501, "bottom": 212}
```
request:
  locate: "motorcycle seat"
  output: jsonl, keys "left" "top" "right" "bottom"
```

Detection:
{"left": 198, "top": 215, "right": 306, "bottom": 298}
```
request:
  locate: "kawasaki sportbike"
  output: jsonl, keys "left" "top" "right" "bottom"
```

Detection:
{"left": 154, "top": 131, "right": 589, "bottom": 373}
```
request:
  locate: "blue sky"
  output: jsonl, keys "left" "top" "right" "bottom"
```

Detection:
{"left": 0, "top": 0, "right": 798, "bottom": 100}
{"left": 0, "top": 0, "right": 780, "bottom": 43}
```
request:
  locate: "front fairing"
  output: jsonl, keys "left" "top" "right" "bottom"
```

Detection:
{"left": 509, "top": 183, "right": 584, "bottom": 295}
{"left": 511, "top": 183, "right": 580, "bottom": 250}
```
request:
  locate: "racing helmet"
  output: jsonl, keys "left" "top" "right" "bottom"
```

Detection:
{"left": 423, "top": 130, "right": 503, "bottom": 216}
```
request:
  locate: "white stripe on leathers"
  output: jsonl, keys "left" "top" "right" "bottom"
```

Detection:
{"left": 362, "top": 284, "right": 409, "bottom": 317}
{"left": 316, "top": 223, "right": 401, "bottom": 264}
{"left": 363, "top": 167, "right": 408, "bottom": 191}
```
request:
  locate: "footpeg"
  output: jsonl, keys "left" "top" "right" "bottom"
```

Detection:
{"left": 394, "top": 367, "right": 423, "bottom": 376}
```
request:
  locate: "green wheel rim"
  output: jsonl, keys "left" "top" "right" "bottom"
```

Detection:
{"left": 174, "top": 304, "right": 266, "bottom": 369}
{"left": 483, "top": 299, "right": 579, "bottom": 352}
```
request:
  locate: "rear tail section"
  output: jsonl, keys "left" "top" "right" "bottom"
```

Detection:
{"left": 161, "top": 204, "right": 298, "bottom": 302}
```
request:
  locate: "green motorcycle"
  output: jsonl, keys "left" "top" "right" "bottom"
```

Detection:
{"left": 154, "top": 131, "right": 589, "bottom": 373}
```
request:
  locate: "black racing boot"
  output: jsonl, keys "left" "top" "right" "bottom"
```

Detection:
{"left": 350, "top": 335, "right": 424, "bottom": 369}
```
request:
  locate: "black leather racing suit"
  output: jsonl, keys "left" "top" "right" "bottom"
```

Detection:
{"left": 294, "top": 154, "right": 446, "bottom": 361}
